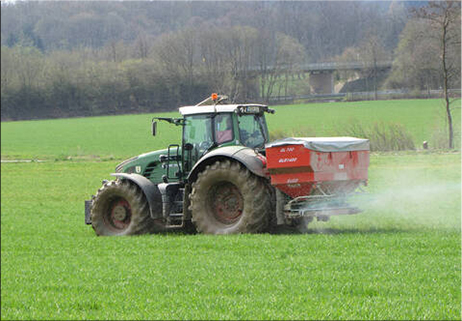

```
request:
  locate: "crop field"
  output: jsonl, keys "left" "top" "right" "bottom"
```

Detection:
{"left": 1, "top": 98, "right": 461, "bottom": 320}
{"left": 1, "top": 99, "right": 460, "bottom": 160}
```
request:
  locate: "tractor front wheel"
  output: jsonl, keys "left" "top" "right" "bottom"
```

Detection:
{"left": 91, "top": 179, "right": 160, "bottom": 236}
{"left": 189, "top": 160, "right": 271, "bottom": 234}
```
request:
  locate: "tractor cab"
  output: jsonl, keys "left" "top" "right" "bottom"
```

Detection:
{"left": 153, "top": 94, "right": 274, "bottom": 178}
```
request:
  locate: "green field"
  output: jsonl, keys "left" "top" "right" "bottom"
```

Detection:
{"left": 1, "top": 99, "right": 461, "bottom": 320}
{"left": 1, "top": 99, "right": 460, "bottom": 160}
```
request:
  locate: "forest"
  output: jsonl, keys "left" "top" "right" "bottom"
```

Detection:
{"left": 1, "top": 1, "right": 460, "bottom": 120}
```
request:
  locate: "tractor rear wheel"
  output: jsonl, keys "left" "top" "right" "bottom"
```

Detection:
{"left": 189, "top": 160, "right": 271, "bottom": 234}
{"left": 91, "top": 179, "right": 161, "bottom": 236}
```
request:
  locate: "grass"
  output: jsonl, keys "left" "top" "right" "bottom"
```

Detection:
{"left": 268, "top": 99, "right": 461, "bottom": 148}
{"left": 0, "top": 111, "right": 183, "bottom": 161}
{"left": 1, "top": 98, "right": 461, "bottom": 319}
{"left": 1, "top": 99, "right": 460, "bottom": 160}
{"left": 1, "top": 153, "right": 460, "bottom": 320}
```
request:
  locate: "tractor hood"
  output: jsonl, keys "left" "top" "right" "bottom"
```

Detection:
{"left": 115, "top": 149, "right": 169, "bottom": 173}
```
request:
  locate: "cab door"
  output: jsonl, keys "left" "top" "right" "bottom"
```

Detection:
{"left": 182, "top": 115, "right": 214, "bottom": 174}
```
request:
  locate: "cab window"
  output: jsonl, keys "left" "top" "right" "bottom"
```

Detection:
{"left": 215, "top": 113, "right": 234, "bottom": 144}
{"left": 238, "top": 114, "right": 268, "bottom": 149}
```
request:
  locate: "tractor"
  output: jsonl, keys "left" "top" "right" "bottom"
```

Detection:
{"left": 85, "top": 94, "right": 369, "bottom": 235}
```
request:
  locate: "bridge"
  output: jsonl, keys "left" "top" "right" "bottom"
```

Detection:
{"left": 251, "top": 61, "right": 393, "bottom": 94}
{"left": 301, "top": 61, "right": 393, "bottom": 94}
{"left": 299, "top": 61, "right": 393, "bottom": 72}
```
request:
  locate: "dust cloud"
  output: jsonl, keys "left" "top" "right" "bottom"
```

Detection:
{"left": 348, "top": 175, "right": 461, "bottom": 230}
{"left": 292, "top": 171, "right": 461, "bottom": 233}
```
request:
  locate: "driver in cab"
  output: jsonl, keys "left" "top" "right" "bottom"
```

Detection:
{"left": 215, "top": 115, "right": 233, "bottom": 144}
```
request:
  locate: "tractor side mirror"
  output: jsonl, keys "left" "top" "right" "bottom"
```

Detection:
{"left": 184, "top": 143, "right": 194, "bottom": 151}
{"left": 152, "top": 121, "right": 157, "bottom": 136}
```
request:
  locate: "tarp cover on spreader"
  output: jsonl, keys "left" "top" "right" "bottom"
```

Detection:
{"left": 266, "top": 137, "right": 370, "bottom": 152}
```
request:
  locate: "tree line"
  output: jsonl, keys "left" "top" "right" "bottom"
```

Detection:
{"left": 1, "top": 24, "right": 307, "bottom": 120}
{"left": 1, "top": 1, "right": 408, "bottom": 61}
{"left": 1, "top": 1, "right": 460, "bottom": 124}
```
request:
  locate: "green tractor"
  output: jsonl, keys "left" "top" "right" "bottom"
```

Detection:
{"left": 85, "top": 94, "right": 277, "bottom": 235}
{"left": 85, "top": 94, "right": 370, "bottom": 236}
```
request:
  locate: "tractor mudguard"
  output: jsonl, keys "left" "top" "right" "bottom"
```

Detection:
{"left": 111, "top": 173, "right": 163, "bottom": 219}
{"left": 187, "top": 145, "right": 266, "bottom": 182}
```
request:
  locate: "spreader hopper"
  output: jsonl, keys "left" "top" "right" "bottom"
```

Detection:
{"left": 266, "top": 137, "right": 370, "bottom": 220}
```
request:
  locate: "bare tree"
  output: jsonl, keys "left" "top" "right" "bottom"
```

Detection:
{"left": 335, "top": 46, "right": 362, "bottom": 85}
{"left": 360, "top": 33, "right": 390, "bottom": 100}
{"left": 104, "top": 40, "right": 128, "bottom": 62}
{"left": 255, "top": 31, "right": 305, "bottom": 103}
{"left": 153, "top": 27, "right": 198, "bottom": 101}
{"left": 413, "top": 1, "right": 461, "bottom": 149}
{"left": 335, "top": 33, "right": 389, "bottom": 99}
{"left": 1, "top": 46, "right": 14, "bottom": 94}
{"left": 14, "top": 45, "right": 45, "bottom": 90}
{"left": 385, "top": 18, "right": 441, "bottom": 95}
{"left": 223, "top": 26, "right": 258, "bottom": 102}
{"left": 133, "top": 33, "right": 150, "bottom": 60}
{"left": 197, "top": 26, "right": 230, "bottom": 95}
{"left": 275, "top": 33, "right": 306, "bottom": 99}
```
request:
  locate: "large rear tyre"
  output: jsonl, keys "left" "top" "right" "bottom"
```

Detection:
{"left": 91, "top": 179, "right": 162, "bottom": 236}
{"left": 189, "top": 160, "right": 271, "bottom": 234}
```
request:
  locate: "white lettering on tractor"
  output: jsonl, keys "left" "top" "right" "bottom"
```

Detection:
{"left": 287, "top": 183, "right": 301, "bottom": 188}
{"left": 278, "top": 157, "right": 298, "bottom": 163}
{"left": 287, "top": 178, "right": 299, "bottom": 183}
{"left": 279, "top": 147, "right": 295, "bottom": 153}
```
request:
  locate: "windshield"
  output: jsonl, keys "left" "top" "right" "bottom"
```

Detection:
{"left": 238, "top": 114, "right": 268, "bottom": 149}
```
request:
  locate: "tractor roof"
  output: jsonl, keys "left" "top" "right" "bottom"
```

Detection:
{"left": 179, "top": 104, "right": 267, "bottom": 116}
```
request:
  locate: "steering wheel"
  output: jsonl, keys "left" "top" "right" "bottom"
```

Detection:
{"left": 251, "top": 131, "right": 260, "bottom": 138}
{"left": 199, "top": 141, "right": 211, "bottom": 151}
{"left": 240, "top": 130, "right": 249, "bottom": 143}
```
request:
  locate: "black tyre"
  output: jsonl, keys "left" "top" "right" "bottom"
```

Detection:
{"left": 91, "top": 179, "right": 161, "bottom": 236}
{"left": 189, "top": 160, "right": 271, "bottom": 234}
